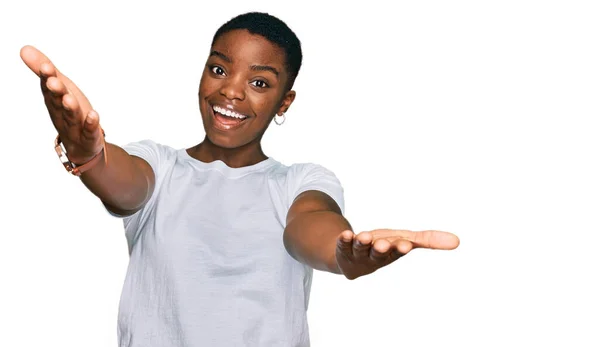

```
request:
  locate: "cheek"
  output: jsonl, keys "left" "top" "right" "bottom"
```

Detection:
{"left": 198, "top": 73, "right": 215, "bottom": 99}
{"left": 249, "top": 94, "right": 279, "bottom": 119}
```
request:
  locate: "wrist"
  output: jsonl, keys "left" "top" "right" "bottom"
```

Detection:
{"left": 54, "top": 128, "right": 107, "bottom": 176}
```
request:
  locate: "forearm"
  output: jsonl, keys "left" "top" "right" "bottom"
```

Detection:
{"left": 283, "top": 210, "right": 352, "bottom": 274}
{"left": 79, "top": 143, "right": 152, "bottom": 213}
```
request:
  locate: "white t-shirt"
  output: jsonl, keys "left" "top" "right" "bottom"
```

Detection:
{"left": 114, "top": 140, "right": 345, "bottom": 347}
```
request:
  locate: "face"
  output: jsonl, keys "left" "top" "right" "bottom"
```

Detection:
{"left": 198, "top": 29, "right": 296, "bottom": 149}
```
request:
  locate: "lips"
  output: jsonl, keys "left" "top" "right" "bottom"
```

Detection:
{"left": 209, "top": 103, "right": 249, "bottom": 131}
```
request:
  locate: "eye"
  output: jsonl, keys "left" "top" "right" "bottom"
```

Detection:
{"left": 210, "top": 66, "right": 226, "bottom": 76}
{"left": 250, "top": 80, "right": 269, "bottom": 88}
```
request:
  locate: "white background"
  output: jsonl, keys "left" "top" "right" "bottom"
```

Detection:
{"left": 1, "top": 0, "right": 599, "bottom": 346}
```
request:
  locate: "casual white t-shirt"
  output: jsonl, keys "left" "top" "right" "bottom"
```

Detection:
{"left": 114, "top": 140, "right": 345, "bottom": 347}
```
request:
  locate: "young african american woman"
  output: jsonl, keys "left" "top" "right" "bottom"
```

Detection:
{"left": 21, "top": 12, "right": 459, "bottom": 347}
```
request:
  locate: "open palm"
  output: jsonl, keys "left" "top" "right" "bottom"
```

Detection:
{"left": 336, "top": 229, "right": 460, "bottom": 280}
{"left": 20, "top": 45, "right": 103, "bottom": 164}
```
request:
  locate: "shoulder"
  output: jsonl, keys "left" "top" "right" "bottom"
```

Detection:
{"left": 122, "top": 139, "right": 177, "bottom": 158}
{"left": 283, "top": 162, "right": 345, "bottom": 214}
{"left": 121, "top": 140, "right": 178, "bottom": 173}
{"left": 286, "top": 162, "right": 342, "bottom": 185}
{"left": 267, "top": 161, "right": 341, "bottom": 185}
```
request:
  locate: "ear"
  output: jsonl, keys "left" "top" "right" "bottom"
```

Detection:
{"left": 277, "top": 90, "right": 296, "bottom": 115}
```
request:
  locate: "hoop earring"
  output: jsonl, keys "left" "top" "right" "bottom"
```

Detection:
{"left": 274, "top": 112, "right": 286, "bottom": 125}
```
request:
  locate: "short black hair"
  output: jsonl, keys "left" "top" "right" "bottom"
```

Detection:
{"left": 211, "top": 12, "right": 302, "bottom": 90}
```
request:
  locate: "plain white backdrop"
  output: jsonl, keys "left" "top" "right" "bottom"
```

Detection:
{"left": 1, "top": 1, "right": 599, "bottom": 346}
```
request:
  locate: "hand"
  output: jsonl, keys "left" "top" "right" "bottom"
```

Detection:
{"left": 335, "top": 229, "right": 460, "bottom": 280}
{"left": 20, "top": 45, "right": 103, "bottom": 164}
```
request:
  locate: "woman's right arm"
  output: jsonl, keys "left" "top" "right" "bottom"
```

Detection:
{"left": 79, "top": 143, "right": 155, "bottom": 216}
{"left": 21, "top": 45, "right": 154, "bottom": 216}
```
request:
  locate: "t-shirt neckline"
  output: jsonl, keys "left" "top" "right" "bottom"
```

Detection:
{"left": 179, "top": 149, "right": 278, "bottom": 177}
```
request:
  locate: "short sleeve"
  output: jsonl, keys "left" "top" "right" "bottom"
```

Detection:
{"left": 104, "top": 140, "right": 169, "bottom": 219}
{"left": 289, "top": 163, "right": 345, "bottom": 215}
{"left": 121, "top": 139, "right": 166, "bottom": 179}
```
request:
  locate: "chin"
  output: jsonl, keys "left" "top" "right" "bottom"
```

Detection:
{"left": 205, "top": 130, "right": 244, "bottom": 149}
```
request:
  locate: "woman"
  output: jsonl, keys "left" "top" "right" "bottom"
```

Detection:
{"left": 21, "top": 12, "right": 459, "bottom": 347}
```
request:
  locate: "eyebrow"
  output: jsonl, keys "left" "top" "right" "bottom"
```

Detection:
{"left": 210, "top": 50, "right": 231, "bottom": 63}
{"left": 250, "top": 65, "right": 279, "bottom": 78}
{"left": 210, "top": 50, "right": 279, "bottom": 78}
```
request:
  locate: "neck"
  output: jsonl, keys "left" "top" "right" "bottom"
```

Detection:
{"left": 187, "top": 136, "right": 268, "bottom": 168}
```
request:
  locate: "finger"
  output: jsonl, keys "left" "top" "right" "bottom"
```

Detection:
{"left": 62, "top": 93, "right": 78, "bottom": 112}
{"left": 22, "top": 45, "right": 93, "bottom": 112}
{"left": 62, "top": 93, "right": 83, "bottom": 127}
{"left": 82, "top": 110, "right": 101, "bottom": 139}
{"left": 393, "top": 239, "right": 414, "bottom": 255}
{"left": 42, "top": 77, "right": 67, "bottom": 110}
{"left": 369, "top": 229, "right": 415, "bottom": 239}
{"left": 371, "top": 229, "right": 460, "bottom": 250}
{"left": 39, "top": 62, "right": 67, "bottom": 112}
{"left": 352, "top": 232, "right": 372, "bottom": 258}
{"left": 42, "top": 62, "right": 92, "bottom": 112}
{"left": 40, "top": 61, "right": 58, "bottom": 78}
{"left": 369, "top": 239, "right": 392, "bottom": 262}
{"left": 42, "top": 83, "right": 62, "bottom": 110}
{"left": 21, "top": 45, "right": 54, "bottom": 77}
{"left": 336, "top": 230, "right": 354, "bottom": 259}
{"left": 38, "top": 63, "right": 86, "bottom": 130}
{"left": 410, "top": 230, "right": 460, "bottom": 250}
{"left": 46, "top": 76, "right": 68, "bottom": 96}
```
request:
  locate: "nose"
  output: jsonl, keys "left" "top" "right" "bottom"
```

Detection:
{"left": 219, "top": 76, "right": 245, "bottom": 101}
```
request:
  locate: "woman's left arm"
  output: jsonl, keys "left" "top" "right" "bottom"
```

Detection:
{"left": 283, "top": 190, "right": 460, "bottom": 280}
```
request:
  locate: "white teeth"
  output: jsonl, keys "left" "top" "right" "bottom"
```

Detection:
{"left": 212, "top": 105, "right": 247, "bottom": 119}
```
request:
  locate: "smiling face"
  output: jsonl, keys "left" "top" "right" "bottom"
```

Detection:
{"left": 198, "top": 29, "right": 296, "bottom": 149}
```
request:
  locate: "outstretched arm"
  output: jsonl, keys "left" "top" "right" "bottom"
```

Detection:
{"left": 20, "top": 45, "right": 154, "bottom": 215}
{"left": 284, "top": 190, "right": 351, "bottom": 274}
{"left": 283, "top": 190, "right": 460, "bottom": 280}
